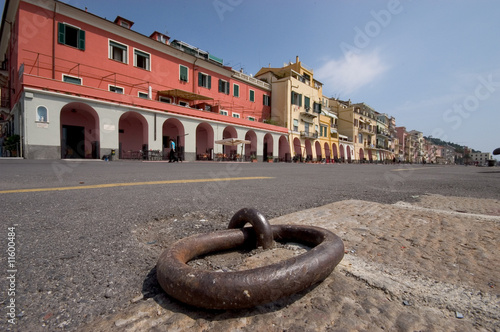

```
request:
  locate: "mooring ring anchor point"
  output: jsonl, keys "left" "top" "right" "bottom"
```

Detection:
{"left": 156, "top": 208, "right": 344, "bottom": 309}
{"left": 228, "top": 207, "right": 273, "bottom": 249}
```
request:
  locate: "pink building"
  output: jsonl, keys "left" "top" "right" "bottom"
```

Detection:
{"left": 0, "top": 0, "right": 287, "bottom": 160}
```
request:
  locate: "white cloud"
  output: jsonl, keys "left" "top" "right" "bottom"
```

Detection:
{"left": 316, "top": 50, "right": 389, "bottom": 96}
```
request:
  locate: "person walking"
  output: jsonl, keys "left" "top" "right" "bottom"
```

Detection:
{"left": 169, "top": 139, "right": 177, "bottom": 162}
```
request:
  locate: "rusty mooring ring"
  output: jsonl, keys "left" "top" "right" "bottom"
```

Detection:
{"left": 156, "top": 209, "right": 344, "bottom": 309}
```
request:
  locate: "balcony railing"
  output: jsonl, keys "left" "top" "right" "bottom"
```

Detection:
{"left": 300, "top": 107, "right": 317, "bottom": 118}
{"left": 359, "top": 126, "right": 374, "bottom": 134}
{"left": 232, "top": 71, "right": 271, "bottom": 90}
{"left": 300, "top": 131, "right": 318, "bottom": 139}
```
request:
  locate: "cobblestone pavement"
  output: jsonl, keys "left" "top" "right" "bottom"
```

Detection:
{"left": 81, "top": 195, "right": 500, "bottom": 332}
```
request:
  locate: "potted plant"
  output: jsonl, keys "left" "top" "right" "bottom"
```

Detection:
{"left": 250, "top": 153, "right": 257, "bottom": 162}
{"left": 267, "top": 155, "right": 274, "bottom": 163}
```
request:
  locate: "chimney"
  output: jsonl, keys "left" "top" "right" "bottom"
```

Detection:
{"left": 296, "top": 55, "right": 299, "bottom": 63}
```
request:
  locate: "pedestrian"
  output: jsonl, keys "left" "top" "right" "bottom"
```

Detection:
{"left": 169, "top": 139, "right": 177, "bottom": 162}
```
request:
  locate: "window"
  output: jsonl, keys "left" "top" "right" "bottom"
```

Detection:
{"left": 134, "top": 49, "right": 150, "bottom": 70}
{"left": 109, "top": 85, "right": 124, "bottom": 94}
{"left": 304, "top": 96, "right": 310, "bottom": 110}
{"left": 218, "top": 79, "right": 229, "bottom": 94}
{"left": 249, "top": 89, "right": 255, "bottom": 102}
{"left": 233, "top": 84, "right": 239, "bottom": 97}
{"left": 291, "top": 91, "right": 302, "bottom": 106}
{"left": 138, "top": 92, "right": 149, "bottom": 99}
{"left": 179, "top": 101, "right": 189, "bottom": 107}
{"left": 109, "top": 40, "right": 127, "bottom": 63}
{"left": 58, "top": 22, "right": 85, "bottom": 50}
{"left": 304, "top": 122, "right": 310, "bottom": 133}
{"left": 159, "top": 96, "right": 171, "bottom": 103}
{"left": 293, "top": 119, "right": 299, "bottom": 132}
{"left": 36, "top": 106, "right": 48, "bottom": 122}
{"left": 220, "top": 110, "right": 228, "bottom": 116}
{"left": 247, "top": 116, "right": 255, "bottom": 121}
{"left": 263, "top": 94, "right": 270, "bottom": 106}
{"left": 358, "top": 134, "right": 363, "bottom": 144}
{"left": 62, "top": 74, "right": 82, "bottom": 85}
{"left": 313, "top": 102, "right": 321, "bottom": 114}
{"left": 198, "top": 72, "right": 211, "bottom": 89}
{"left": 320, "top": 125, "right": 327, "bottom": 137}
{"left": 232, "top": 113, "right": 240, "bottom": 118}
{"left": 179, "top": 65, "right": 188, "bottom": 82}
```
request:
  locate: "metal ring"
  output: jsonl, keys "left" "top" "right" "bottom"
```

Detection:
{"left": 228, "top": 208, "right": 273, "bottom": 249}
{"left": 156, "top": 224, "right": 344, "bottom": 309}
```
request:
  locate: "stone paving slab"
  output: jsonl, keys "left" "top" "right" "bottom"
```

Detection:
{"left": 81, "top": 195, "right": 500, "bottom": 332}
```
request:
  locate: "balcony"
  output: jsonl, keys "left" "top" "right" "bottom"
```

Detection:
{"left": 232, "top": 70, "right": 271, "bottom": 90}
{"left": 359, "top": 126, "right": 374, "bottom": 134}
{"left": 300, "top": 107, "right": 317, "bottom": 119}
{"left": 300, "top": 131, "right": 318, "bottom": 139}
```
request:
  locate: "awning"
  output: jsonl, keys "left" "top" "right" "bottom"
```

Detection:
{"left": 158, "top": 89, "right": 213, "bottom": 101}
{"left": 215, "top": 138, "right": 251, "bottom": 146}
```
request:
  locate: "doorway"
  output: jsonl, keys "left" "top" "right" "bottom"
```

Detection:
{"left": 62, "top": 125, "right": 85, "bottom": 158}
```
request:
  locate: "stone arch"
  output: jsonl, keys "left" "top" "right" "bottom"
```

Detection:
{"left": 60, "top": 102, "right": 99, "bottom": 159}
{"left": 332, "top": 143, "right": 338, "bottom": 160}
{"left": 244, "top": 130, "right": 257, "bottom": 160}
{"left": 359, "top": 148, "right": 365, "bottom": 162}
{"left": 263, "top": 133, "right": 273, "bottom": 161}
{"left": 293, "top": 137, "right": 301, "bottom": 161}
{"left": 279, "top": 135, "right": 290, "bottom": 162}
{"left": 196, "top": 122, "right": 214, "bottom": 160}
{"left": 119, "top": 111, "right": 148, "bottom": 159}
{"left": 315, "top": 141, "right": 322, "bottom": 161}
{"left": 163, "top": 118, "right": 185, "bottom": 160}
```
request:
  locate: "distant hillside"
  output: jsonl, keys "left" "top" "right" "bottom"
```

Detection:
{"left": 423, "top": 137, "right": 479, "bottom": 154}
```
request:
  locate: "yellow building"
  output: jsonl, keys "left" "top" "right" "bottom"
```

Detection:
{"left": 256, "top": 56, "right": 323, "bottom": 161}
{"left": 315, "top": 96, "right": 339, "bottom": 162}
{"left": 338, "top": 102, "right": 377, "bottom": 162}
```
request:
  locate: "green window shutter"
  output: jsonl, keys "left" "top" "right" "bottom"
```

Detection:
{"left": 304, "top": 97, "right": 310, "bottom": 108}
{"left": 58, "top": 22, "right": 65, "bottom": 44}
{"left": 250, "top": 90, "right": 255, "bottom": 102}
{"left": 234, "top": 84, "right": 239, "bottom": 97}
{"left": 198, "top": 72, "right": 202, "bottom": 86}
{"left": 299, "top": 94, "right": 302, "bottom": 107}
{"left": 180, "top": 66, "right": 188, "bottom": 81}
{"left": 218, "top": 79, "right": 222, "bottom": 92}
{"left": 208, "top": 75, "right": 211, "bottom": 89}
{"left": 78, "top": 29, "right": 85, "bottom": 50}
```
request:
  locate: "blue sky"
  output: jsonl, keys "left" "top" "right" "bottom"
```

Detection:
{"left": 3, "top": 0, "right": 500, "bottom": 156}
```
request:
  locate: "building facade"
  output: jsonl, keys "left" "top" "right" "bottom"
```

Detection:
{"left": 470, "top": 152, "right": 493, "bottom": 165}
{"left": 255, "top": 57, "right": 324, "bottom": 162}
{"left": 0, "top": 0, "right": 288, "bottom": 161}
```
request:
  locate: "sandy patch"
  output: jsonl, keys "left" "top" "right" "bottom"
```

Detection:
{"left": 82, "top": 198, "right": 500, "bottom": 331}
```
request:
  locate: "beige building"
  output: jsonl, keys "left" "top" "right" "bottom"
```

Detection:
{"left": 409, "top": 130, "right": 424, "bottom": 163}
{"left": 256, "top": 57, "right": 323, "bottom": 161}
{"left": 470, "top": 152, "right": 493, "bottom": 165}
{"left": 338, "top": 103, "right": 377, "bottom": 162}
{"left": 375, "top": 113, "right": 392, "bottom": 162}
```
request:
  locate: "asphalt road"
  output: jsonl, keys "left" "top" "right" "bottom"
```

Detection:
{"left": 1, "top": 159, "right": 499, "bottom": 331}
